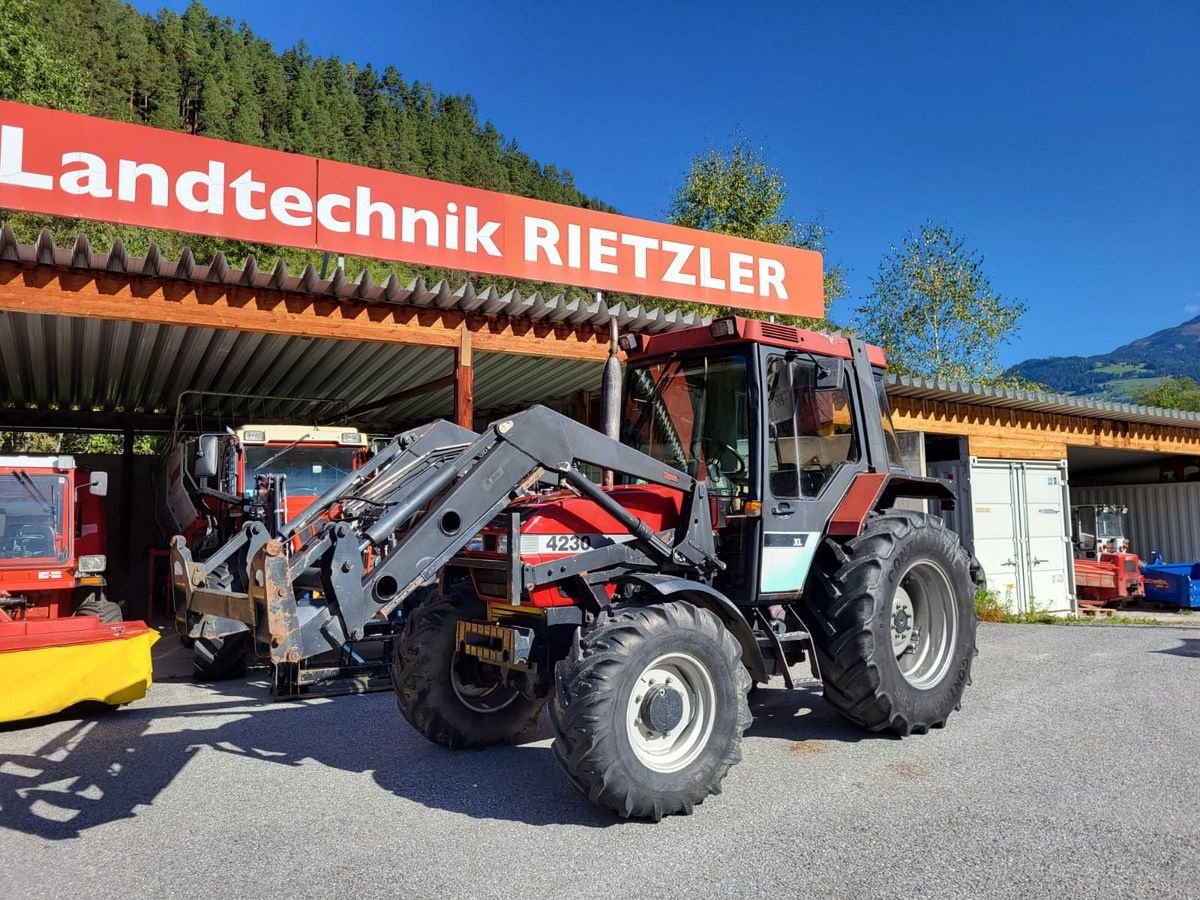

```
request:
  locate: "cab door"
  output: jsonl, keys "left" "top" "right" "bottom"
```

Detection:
{"left": 758, "top": 353, "right": 865, "bottom": 597}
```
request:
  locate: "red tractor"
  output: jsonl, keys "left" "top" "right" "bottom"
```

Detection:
{"left": 0, "top": 454, "right": 156, "bottom": 723}
{"left": 174, "top": 316, "right": 980, "bottom": 818}
{"left": 1071, "top": 504, "right": 1143, "bottom": 606}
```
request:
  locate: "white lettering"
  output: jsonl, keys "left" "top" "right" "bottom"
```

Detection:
{"left": 355, "top": 186, "right": 395, "bottom": 239}
{"left": 117, "top": 160, "right": 168, "bottom": 207}
{"left": 759, "top": 258, "right": 788, "bottom": 300}
{"left": 445, "top": 202, "right": 459, "bottom": 251}
{"left": 729, "top": 252, "right": 754, "bottom": 294}
{"left": 401, "top": 206, "right": 439, "bottom": 247}
{"left": 524, "top": 216, "right": 561, "bottom": 265}
{"left": 620, "top": 234, "right": 658, "bottom": 279}
{"left": 661, "top": 240, "right": 696, "bottom": 286}
{"left": 269, "top": 186, "right": 312, "bottom": 227}
{"left": 698, "top": 247, "right": 725, "bottom": 290}
{"left": 466, "top": 206, "right": 501, "bottom": 256}
{"left": 589, "top": 228, "right": 618, "bottom": 274}
{"left": 0, "top": 125, "right": 52, "bottom": 190}
{"left": 316, "top": 192, "right": 351, "bottom": 233}
{"left": 566, "top": 223, "right": 582, "bottom": 268}
{"left": 230, "top": 169, "right": 266, "bottom": 220}
{"left": 59, "top": 152, "right": 111, "bottom": 198}
{"left": 175, "top": 160, "right": 225, "bottom": 214}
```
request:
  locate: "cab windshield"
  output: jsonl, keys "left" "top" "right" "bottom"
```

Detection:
{"left": 622, "top": 353, "right": 750, "bottom": 498}
{"left": 0, "top": 471, "right": 69, "bottom": 563}
{"left": 1095, "top": 510, "right": 1124, "bottom": 538}
{"left": 243, "top": 445, "right": 359, "bottom": 495}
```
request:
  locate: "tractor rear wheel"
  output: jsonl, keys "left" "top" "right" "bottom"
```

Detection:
{"left": 550, "top": 600, "right": 752, "bottom": 820}
{"left": 805, "top": 509, "right": 977, "bottom": 735}
{"left": 391, "top": 584, "right": 546, "bottom": 748}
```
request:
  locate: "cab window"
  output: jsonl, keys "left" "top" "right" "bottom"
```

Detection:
{"left": 766, "top": 356, "right": 859, "bottom": 498}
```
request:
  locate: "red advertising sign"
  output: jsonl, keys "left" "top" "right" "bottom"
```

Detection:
{"left": 0, "top": 101, "right": 823, "bottom": 316}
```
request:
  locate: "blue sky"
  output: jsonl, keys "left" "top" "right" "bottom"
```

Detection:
{"left": 133, "top": 0, "right": 1198, "bottom": 366}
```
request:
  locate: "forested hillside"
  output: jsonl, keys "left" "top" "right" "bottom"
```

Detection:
{"left": 1008, "top": 314, "right": 1200, "bottom": 399}
{"left": 0, "top": 0, "right": 612, "bottom": 292}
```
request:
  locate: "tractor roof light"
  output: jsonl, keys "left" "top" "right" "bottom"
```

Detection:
{"left": 617, "top": 333, "right": 641, "bottom": 353}
{"left": 242, "top": 430, "right": 266, "bottom": 443}
{"left": 709, "top": 317, "right": 737, "bottom": 339}
{"left": 340, "top": 432, "right": 364, "bottom": 445}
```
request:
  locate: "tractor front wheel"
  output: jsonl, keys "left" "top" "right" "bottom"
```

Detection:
{"left": 550, "top": 600, "right": 752, "bottom": 820}
{"left": 805, "top": 509, "right": 977, "bottom": 735}
{"left": 391, "top": 585, "right": 546, "bottom": 748}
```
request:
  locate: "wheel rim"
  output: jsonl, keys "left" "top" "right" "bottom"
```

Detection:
{"left": 891, "top": 560, "right": 958, "bottom": 689}
{"left": 450, "top": 655, "right": 521, "bottom": 714}
{"left": 625, "top": 651, "right": 716, "bottom": 774}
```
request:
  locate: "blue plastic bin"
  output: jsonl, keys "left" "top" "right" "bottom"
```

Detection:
{"left": 1141, "top": 562, "right": 1200, "bottom": 609}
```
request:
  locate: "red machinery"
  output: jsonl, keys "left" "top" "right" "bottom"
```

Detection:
{"left": 0, "top": 455, "right": 156, "bottom": 723}
{"left": 1071, "top": 504, "right": 1144, "bottom": 605}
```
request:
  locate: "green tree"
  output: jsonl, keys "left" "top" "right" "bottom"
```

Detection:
{"left": 854, "top": 222, "right": 1027, "bottom": 383}
{"left": 668, "top": 135, "right": 847, "bottom": 318}
{"left": 1133, "top": 377, "right": 1200, "bottom": 412}
{"left": 0, "top": 0, "right": 87, "bottom": 110}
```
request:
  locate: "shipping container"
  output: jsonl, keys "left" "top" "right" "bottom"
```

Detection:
{"left": 929, "top": 458, "right": 1074, "bottom": 615}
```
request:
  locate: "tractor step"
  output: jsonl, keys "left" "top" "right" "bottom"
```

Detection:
{"left": 774, "top": 630, "right": 811, "bottom": 643}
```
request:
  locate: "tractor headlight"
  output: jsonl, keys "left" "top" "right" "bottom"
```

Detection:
{"left": 496, "top": 533, "right": 509, "bottom": 554}
{"left": 466, "top": 535, "right": 485, "bottom": 553}
{"left": 78, "top": 554, "right": 106, "bottom": 574}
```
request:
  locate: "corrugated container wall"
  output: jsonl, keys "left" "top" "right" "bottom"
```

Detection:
{"left": 1071, "top": 483, "right": 1200, "bottom": 564}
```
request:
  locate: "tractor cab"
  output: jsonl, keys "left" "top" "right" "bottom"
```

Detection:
{"left": 0, "top": 455, "right": 109, "bottom": 619}
{"left": 1072, "top": 504, "right": 1130, "bottom": 561}
{"left": 619, "top": 316, "right": 907, "bottom": 604}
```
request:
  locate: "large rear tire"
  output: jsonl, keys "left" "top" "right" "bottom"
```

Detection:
{"left": 550, "top": 600, "right": 752, "bottom": 820}
{"left": 804, "top": 509, "right": 977, "bottom": 735}
{"left": 391, "top": 584, "right": 546, "bottom": 748}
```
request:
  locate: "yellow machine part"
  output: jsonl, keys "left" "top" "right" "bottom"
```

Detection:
{"left": 0, "top": 629, "right": 159, "bottom": 724}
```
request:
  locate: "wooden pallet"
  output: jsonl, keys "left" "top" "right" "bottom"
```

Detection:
{"left": 1077, "top": 606, "right": 1116, "bottom": 618}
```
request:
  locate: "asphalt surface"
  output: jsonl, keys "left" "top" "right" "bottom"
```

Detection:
{"left": 2, "top": 623, "right": 1198, "bottom": 900}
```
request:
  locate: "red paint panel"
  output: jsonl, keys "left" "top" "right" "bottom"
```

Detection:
{"left": 828, "top": 473, "right": 889, "bottom": 538}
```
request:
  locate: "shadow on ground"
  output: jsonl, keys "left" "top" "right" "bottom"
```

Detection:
{"left": 0, "top": 673, "right": 872, "bottom": 840}
{"left": 1153, "top": 637, "right": 1200, "bottom": 658}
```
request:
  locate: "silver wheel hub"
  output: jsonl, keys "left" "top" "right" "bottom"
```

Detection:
{"left": 625, "top": 652, "right": 716, "bottom": 774}
{"left": 891, "top": 588, "right": 916, "bottom": 655}
{"left": 892, "top": 560, "right": 959, "bottom": 690}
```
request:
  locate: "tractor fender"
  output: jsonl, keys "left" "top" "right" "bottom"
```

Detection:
{"left": 618, "top": 573, "right": 768, "bottom": 684}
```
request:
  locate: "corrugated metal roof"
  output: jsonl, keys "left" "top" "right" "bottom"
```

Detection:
{"left": 0, "top": 311, "right": 603, "bottom": 428}
{"left": 0, "top": 226, "right": 709, "bottom": 335}
{"left": 887, "top": 373, "right": 1200, "bottom": 430}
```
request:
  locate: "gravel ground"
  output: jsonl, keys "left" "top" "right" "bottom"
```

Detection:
{"left": 2, "top": 623, "right": 1198, "bottom": 899}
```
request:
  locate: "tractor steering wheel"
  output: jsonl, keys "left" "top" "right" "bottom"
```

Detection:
{"left": 698, "top": 438, "right": 747, "bottom": 478}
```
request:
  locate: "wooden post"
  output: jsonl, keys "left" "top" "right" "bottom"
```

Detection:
{"left": 455, "top": 329, "right": 474, "bottom": 431}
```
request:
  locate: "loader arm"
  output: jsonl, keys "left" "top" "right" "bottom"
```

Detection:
{"left": 179, "top": 406, "right": 720, "bottom": 668}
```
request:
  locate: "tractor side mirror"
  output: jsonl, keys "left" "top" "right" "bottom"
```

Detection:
{"left": 192, "top": 434, "right": 220, "bottom": 479}
{"left": 88, "top": 472, "right": 108, "bottom": 497}
{"left": 815, "top": 358, "right": 846, "bottom": 391}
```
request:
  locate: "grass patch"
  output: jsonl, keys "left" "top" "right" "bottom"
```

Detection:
{"left": 974, "top": 587, "right": 1160, "bottom": 625}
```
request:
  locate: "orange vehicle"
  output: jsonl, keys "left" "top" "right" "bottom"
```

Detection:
{"left": 0, "top": 454, "right": 156, "bottom": 723}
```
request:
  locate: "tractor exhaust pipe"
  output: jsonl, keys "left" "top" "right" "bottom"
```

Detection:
{"left": 601, "top": 314, "right": 621, "bottom": 487}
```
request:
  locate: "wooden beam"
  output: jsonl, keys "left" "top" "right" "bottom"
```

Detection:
{"left": 455, "top": 329, "right": 474, "bottom": 430}
{"left": 0, "top": 262, "right": 610, "bottom": 361}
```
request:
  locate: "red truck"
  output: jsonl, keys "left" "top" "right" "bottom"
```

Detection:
{"left": 0, "top": 454, "right": 156, "bottom": 723}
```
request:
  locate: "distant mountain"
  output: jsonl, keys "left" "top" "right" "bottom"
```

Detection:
{"left": 1008, "top": 315, "right": 1200, "bottom": 400}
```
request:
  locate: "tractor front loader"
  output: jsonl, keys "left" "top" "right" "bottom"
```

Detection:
{"left": 172, "top": 316, "right": 979, "bottom": 819}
